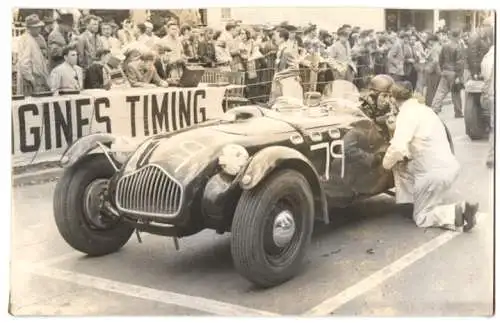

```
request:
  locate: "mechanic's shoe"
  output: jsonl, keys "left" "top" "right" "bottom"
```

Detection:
{"left": 463, "top": 202, "right": 479, "bottom": 232}
{"left": 454, "top": 203, "right": 464, "bottom": 228}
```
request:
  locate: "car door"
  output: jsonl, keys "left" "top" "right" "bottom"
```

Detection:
{"left": 338, "top": 118, "right": 393, "bottom": 196}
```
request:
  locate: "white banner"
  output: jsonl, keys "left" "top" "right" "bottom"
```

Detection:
{"left": 11, "top": 86, "right": 229, "bottom": 167}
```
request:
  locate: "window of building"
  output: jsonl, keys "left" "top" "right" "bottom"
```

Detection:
{"left": 221, "top": 8, "right": 231, "bottom": 20}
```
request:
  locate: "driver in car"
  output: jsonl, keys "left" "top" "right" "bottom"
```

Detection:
{"left": 359, "top": 74, "right": 398, "bottom": 141}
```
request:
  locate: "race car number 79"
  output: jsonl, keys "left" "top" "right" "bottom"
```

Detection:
{"left": 310, "top": 139, "right": 345, "bottom": 181}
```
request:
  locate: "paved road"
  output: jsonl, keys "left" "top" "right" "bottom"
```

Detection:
{"left": 10, "top": 106, "right": 494, "bottom": 316}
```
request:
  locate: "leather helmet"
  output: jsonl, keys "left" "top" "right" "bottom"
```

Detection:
{"left": 368, "top": 74, "right": 395, "bottom": 93}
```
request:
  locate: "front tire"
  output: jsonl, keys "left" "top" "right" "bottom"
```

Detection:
{"left": 53, "top": 154, "right": 134, "bottom": 256}
{"left": 230, "top": 169, "right": 314, "bottom": 288}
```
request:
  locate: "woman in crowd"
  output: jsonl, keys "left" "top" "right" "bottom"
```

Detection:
{"left": 238, "top": 28, "right": 262, "bottom": 100}
{"left": 122, "top": 49, "right": 168, "bottom": 87}
{"left": 213, "top": 31, "right": 232, "bottom": 72}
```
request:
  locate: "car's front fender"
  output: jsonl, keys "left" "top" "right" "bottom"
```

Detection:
{"left": 239, "top": 146, "right": 329, "bottom": 224}
{"left": 59, "top": 133, "right": 119, "bottom": 168}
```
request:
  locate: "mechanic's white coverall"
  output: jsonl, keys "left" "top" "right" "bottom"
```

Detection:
{"left": 383, "top": 98, "right": 461, "bottom": 230}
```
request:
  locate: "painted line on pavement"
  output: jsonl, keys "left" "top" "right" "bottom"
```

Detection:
{"left": 21, "top": 264, "right": 279, "bottom": 316}
{"left": 303, "top": 213, "right": 488, "bottom": 316}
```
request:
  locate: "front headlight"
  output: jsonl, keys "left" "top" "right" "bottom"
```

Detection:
{"left": 218, "top": 144, "right": 249, "bottom": 176}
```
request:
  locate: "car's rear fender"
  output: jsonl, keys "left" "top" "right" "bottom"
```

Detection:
{"left": 239, "top": 146, "right": 329, "bottom": 224}
{"left": 59, "top": 133, "right": 119, "bottom": 169}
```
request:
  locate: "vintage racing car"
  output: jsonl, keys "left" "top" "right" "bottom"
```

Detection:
{"left": 53, "top": 81, "right": 453, "bottom": 288}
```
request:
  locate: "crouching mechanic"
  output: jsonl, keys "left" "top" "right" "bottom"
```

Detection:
{"left": 382, "top": 81, "right": 479, "bottom": 232}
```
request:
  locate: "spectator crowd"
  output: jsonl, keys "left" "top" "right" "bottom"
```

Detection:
{"left": 12, "top": 10, "right": 495, "bottom": 117}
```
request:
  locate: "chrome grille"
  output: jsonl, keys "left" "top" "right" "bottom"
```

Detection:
{"left": 115, "top": 164, "right": 183, "bottom": 217}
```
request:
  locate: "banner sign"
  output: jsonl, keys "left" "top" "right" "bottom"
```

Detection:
{"left": 11, "top": 86, "right": 228, "bottom": 166}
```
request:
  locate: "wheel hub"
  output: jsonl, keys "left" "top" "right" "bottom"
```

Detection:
{"left": 272, "top": 210, "right": 296, "bottom": 248}
{"left": 83, "top": 179, "right": 112, "bottom": 229}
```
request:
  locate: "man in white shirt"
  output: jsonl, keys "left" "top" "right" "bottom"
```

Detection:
{"left": 269, "top": 28, "right": 304, "bottom": 105}
{"left": 382, "top": 81, "right": 478, "bottom": 232}
{"left": 49, "top": 46, "right": 84, "bottom": 92}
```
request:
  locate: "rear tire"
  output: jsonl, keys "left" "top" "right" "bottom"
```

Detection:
{"left": 464, "top": 92, "right": 488, "bottom": 140}
{"left": 53, "top": 154, "right": 134, "bottom": 256}
{"left": 231, "top": 169, "right": 314, "bottom": 288}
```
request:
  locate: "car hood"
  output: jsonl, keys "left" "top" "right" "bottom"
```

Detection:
{"left": 122, "top": 116, "right": 296, "bottom": 183}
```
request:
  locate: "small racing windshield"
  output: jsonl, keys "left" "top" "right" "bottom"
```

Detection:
{"left": 320, "top": 80, "right": 365, "bottom": 117}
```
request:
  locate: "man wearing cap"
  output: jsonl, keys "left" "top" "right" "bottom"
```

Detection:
{"left": 48, "top": 13, "right": 74, "bottom": 70}
{"left": 431, "top": 29, "right": 465, "bottom": 118}
{"left": 16, "top": 14, "right": 50, "bottom": 95}
{"left": 76, "top": 15, "right": 104, "bottom": 70}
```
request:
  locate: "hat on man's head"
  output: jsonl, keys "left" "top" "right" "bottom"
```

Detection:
{"left": 280, "top": 24, "right": 297, "bottom": 32}
{"left": 57, "top": 13, "right": 74, "bottom": 26}
{"left": 25, "top": 14, "right": 44, "bottom": 28}
{"left": 43, "top": 16, "right": 54, "bottom": 24}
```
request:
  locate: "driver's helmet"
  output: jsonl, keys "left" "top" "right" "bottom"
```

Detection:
{"left": 368, "top": 74, "right": 395, "bottom": 93}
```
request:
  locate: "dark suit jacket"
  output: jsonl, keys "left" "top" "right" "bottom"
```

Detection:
{"left": 84, "top": 63, "right": 105, "bottom": 89}
{"left": 439, "top": 39, "right": 464, "bottom": 77}
{"left": 197, "top": 40, "right": 216, "bottom": 67}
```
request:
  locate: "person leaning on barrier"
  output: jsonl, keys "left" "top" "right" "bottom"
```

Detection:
{"left": 382, "top": 81, "right": 479, "bottom": 232}
{"left": 153, "top": 44, "right": 172, "bottom": 80}
{"left": 84, "top": 49, "right": 112, "bottom": 90}
{"left": 122, "top": 49, "right": 168, "bottom": 88}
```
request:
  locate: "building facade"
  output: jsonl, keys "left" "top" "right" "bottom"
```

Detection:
{"left": 206, "top": 7, "right": 494, "bottom": 32}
